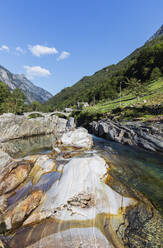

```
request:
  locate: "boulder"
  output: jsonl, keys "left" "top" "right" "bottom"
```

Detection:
{"left": 0, "top": 114, "right": 67, "bottom": 141}
{"left": 89, "top": 119, "right": 163, "bottom": 153}
{"left": 60, "top": 127, "right": 93, "bottom": 149}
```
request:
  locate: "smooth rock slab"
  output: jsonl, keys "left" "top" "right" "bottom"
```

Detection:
{"left": 26, "top": 227, "right": 113, "bottom": 248}
{"left": 61, "top": 127, "right": 93, "bottom": 149}
{"left": 24, "top": 155, "right": 135, "bottom": 226}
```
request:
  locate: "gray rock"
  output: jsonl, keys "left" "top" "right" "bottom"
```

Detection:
{"left": 0, "top": 149, "right": 12, "bottom": 171}
{"left": 61, "top": 127, "right": 93, "bottom": 149}
{"left": 98, "top": 122, "right": 109, "bottom": 136}
{"left": 0, "top": 114, "right": 67, "bottom": 141}
{"left": 66, "top": 117, "right": 75, "bottom": 131}
{"left": 146, "top": 24, "right": 163, "bottom": 43}
{"left": 89, "top": 119, "right": 163, "bottom": 153}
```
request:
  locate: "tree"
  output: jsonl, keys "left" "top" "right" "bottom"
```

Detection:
{"left": 0, "top": 81, "right": 11, "bottom": 113}
{"left": 2, "top": 88, "right": 27, "bottom": 114}
{"left": 125, "top": 78, "right": 149, "bottom": 99}
{"left": 12, "top": 88, "right": 26, "bottom": 113}
{"left": 28, "top": 101, "right": 42, "bottom": 111}
{"left": 150, "top": 67, "right": 162, "bottom": 81}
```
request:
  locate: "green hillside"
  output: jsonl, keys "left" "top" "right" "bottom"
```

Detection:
{"left": 73, "top": 78, "right": 163, "bottom": 126}
{"left": 45, "top": 34, "right": 163, "bottom": 111}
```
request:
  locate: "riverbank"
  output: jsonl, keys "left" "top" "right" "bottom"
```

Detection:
{"left": 0, "top": 114, "right": 162, "bottom": 247}
{"left": 88, "top": 118, "right": 163, "bottom": 153}
{"left": 0, "top": 110, "right": 162, "bottom": 154}
{"left": 0, "top": 113, "right": 68, "bottom": 142}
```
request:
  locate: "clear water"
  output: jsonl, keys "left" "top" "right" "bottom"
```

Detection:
{"left": 93, "top": 135, "right": 163, "bottom": 214}
{"left": 3, "top": 134, "right": 163, "bottom": 213}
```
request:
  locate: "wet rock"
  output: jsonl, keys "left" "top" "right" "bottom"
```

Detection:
{"left": 24, "top": 155, "right": 135, "bottom": 226}
{"left": 29, "top": 155, "right": 56, "bottom": 184}
{"left": 58, "top": 145, "right": 82, "bottom": 152}
{"left": 115, "top": 202, "right": 163, "bottom": 248}
{"left": 51, "top": 147, "right": 61, "bottom": 155}
{"left": 57, "top": 163, "right": 65, "bottom": 172}
{"left": 24, "top": 154, "right": 40, "bottom": 163}
{"left": 0, "top": 162, "right": 31, "bottom": 195}
{"left": 23, "top": 227, "right": 112, "bottom": 248}
{"left": 1, "top": 190, "right": 43, "bottom": 231}
{"left": 33, "top": 155, "right": 56, "bottom": 172}
{"left": 60, "top": 128, "right": 93, "bottom": 149}
{"left": 62, "top": 151, "right": 82, "bottom": 159}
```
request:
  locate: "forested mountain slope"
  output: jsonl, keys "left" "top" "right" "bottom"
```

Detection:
{"left": 45, "top": 27, "right": 163, "bottom": 110}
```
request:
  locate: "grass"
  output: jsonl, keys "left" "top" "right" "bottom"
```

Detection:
{"left": 74, "top": 78, "right": 163, "bottom": 125}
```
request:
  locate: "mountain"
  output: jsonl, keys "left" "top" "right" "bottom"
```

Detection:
{"left": 45, "top": 26, "right": 163, "bottom": 110}
{"left": 0, "top": 65, "right": 52, "bottom": 103}
{"left": 146, "top": 25, "right": 163, "bottom": 43}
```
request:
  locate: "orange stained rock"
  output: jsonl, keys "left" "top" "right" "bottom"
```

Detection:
{"left": 0, "top": 163, "right": 31, "bottom": 194}
{"left": 24, "top": 155, "right": 40, "bottom": 163}
{"left": 0, "top": 239, "right": 5, "bottom": 248}
{"left": 17, "top": 190, "right": 44, "bottom": 215}
{"left": 105, "top": 173, "right": 111, "bottom": 185}
{"left": 3, "top": 190, "right": 43, "bottom": 230}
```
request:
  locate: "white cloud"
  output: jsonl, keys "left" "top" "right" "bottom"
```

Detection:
{"left": 0, "top": 45, "right": 9, "bottom": 52}
{"left": 57, "top": 51, "right": 70, "bottom": 61}
{"left": 16, "top": 46, "right": 25, "bottom": 54}
{"left": 24, "top": 65, "right": 51, "bottom": 79}
{"left": 28, "top": 44, "right": 58, "bottom": 57}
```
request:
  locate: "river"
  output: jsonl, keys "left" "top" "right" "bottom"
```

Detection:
{"left": 1, "top": 133, "right": 163, "bottom": 247}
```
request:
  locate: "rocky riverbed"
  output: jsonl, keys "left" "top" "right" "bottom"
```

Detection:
{"left": 0, "top": 114, "right": 162, "bottom": 247}
{"left": 89, "top": 118, "right": 163, "bottom": 153}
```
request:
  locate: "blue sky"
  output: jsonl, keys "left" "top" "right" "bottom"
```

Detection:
{"left": 0, "top": 0, "right": 163, "bottom": 95}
